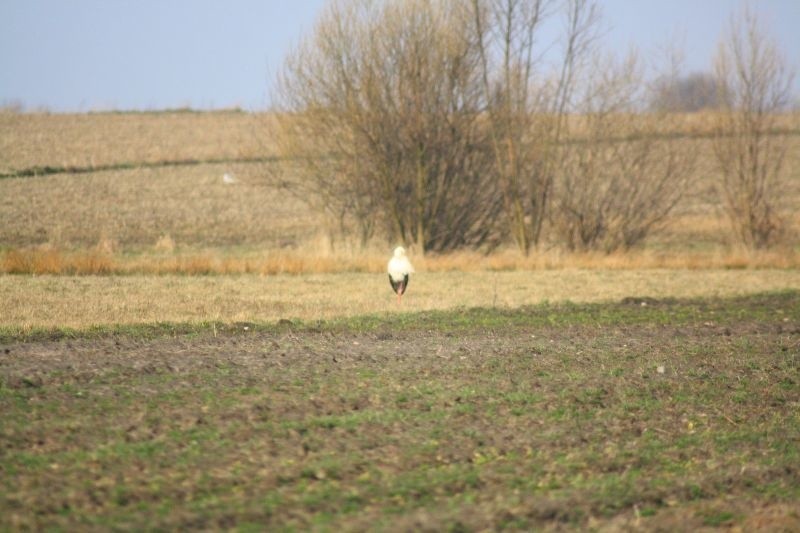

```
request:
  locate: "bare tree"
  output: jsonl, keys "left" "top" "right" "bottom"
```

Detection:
{"left": 712, "top": 7, "right": 794, "bottom": 248}
{"left": 469, "top": 0, "right": 600, "bottom": 255}
{"left": 267, "top": 0, "right": 707, "bottom": 255}
{"left": 552, "top": 52, "right": 698, "bottom": 252}
{"left": 269, "top": 0, "right": 505, "bottom": 253}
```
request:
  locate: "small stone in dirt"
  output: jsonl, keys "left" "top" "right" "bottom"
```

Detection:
{"left": 657, "top": 365, "right": 665, "bottom": 374}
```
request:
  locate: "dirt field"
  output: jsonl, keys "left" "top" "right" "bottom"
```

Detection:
{"left": 2, "top": 292, "right": 798, "bottom": 530}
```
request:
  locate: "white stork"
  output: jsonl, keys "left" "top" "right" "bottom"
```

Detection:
{"left": 387, "top": 246, "right": 414, "bottom": 304}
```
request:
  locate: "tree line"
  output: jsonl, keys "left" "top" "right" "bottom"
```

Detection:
{"left": 268, "top": 0, "right": 795, "bottom": 253}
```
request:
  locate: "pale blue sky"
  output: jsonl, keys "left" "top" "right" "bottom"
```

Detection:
{"left": 1, "top": 0, "right": 798, "bottom": 112}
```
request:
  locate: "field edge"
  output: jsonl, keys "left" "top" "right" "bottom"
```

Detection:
{"left": 2, "top": 289, "right": 797, "bottom": 345}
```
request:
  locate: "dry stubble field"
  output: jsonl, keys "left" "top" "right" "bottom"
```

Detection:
{"left": 1, "top": 111, "right": 799, "bottom": 530}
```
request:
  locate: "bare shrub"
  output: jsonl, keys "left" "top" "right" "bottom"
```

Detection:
{"left": 712, "top": 8, "right": 795, "bottom": 248}
{"left": 269, "top": 0, "right": 600, "bottom": 254}
{"left": 552, "top": 53, "right": 698, "bottom": 252}
{"left": 469, "top": 0, "right": 600, "bottom": 254}
{"left": 269, "top": 0, "right": 504, "bottom": 253}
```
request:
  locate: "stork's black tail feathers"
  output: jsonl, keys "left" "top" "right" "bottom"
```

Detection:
{"left": 389, "top": 273, "right": 409, "bottom": 296}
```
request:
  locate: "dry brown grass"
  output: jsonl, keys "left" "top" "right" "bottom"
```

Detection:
{"left": 0, "top": 162, "right": 311, "bottom": 249}
{"left": 0, "top": 110, "right": 274, "bottom": 173}
{"left": 4, "top": 246, "right": 800, "bottom": 276}
{"left": 1, "top": 111, "right": 798, "bottom": 269}
{"left": 560, "top": 111, "right": 800, "bottom": 144}
{"left": 1, "top": 152, "right": 798, "bottom": 260}
{"left": 7, "top": 110, "right": 796, "bottom": 174}
{"left": 2, "top": 269, "right": 799, "bottom": 329}
{"left": 2, "top": 248, "right": 115, "bottom": 275}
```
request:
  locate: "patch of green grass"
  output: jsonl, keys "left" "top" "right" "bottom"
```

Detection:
{"left": 701, "top": 509, "right": 737, "bottom": 526}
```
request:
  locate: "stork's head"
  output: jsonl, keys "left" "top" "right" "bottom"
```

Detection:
{"left": 393, "top": 246, "right": 406, "bottom": 258}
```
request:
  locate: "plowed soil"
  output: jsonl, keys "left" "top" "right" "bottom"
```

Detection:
{"left": 2, "top": 293, "right": 799, "bottom": 530}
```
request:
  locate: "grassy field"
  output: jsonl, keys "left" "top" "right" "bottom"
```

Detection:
{"left": 2, "top": 292, "right": 799, "bottom": 530}
{"left": 2, "top": 111, "right": 799, "bottom": 530}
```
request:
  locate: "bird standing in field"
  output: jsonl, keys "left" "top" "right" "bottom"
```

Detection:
{"left": 387, "top": 246, "right": 414, "bottom": 304}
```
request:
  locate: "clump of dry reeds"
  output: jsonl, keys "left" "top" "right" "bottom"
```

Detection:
{"left": 2, "top": 248, "right": 116, "bottom": 275}
{"left": 2, "top": 245, "right": 799, "bottom": 276}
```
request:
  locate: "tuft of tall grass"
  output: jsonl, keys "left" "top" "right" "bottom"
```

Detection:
{"left": 154, "top": 234, "right": 176, "bottom": 253}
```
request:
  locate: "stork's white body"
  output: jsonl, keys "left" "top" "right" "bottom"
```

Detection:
{"left": 388, "top": 247, "right": 414, "bottom": 303}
